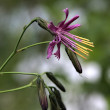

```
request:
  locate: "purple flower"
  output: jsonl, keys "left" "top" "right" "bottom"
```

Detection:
{"left": 47, "top": 8, "right": 94, "bottom": 60}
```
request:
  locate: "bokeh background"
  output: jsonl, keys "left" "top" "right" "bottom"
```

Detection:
{"left": 0, "top": 0, "right": 110, "bottom": 110}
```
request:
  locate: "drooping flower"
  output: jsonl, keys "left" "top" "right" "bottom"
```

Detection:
{"left": 46, "top": 8, "right": 94, "bottom": 60}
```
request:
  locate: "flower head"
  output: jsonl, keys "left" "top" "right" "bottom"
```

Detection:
{"left": 47, "top": 8, "right": 94, "bottom": 59}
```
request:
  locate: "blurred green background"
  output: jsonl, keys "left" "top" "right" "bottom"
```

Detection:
{"left": 0, "top": 0, "right": 110, "bottom": 110}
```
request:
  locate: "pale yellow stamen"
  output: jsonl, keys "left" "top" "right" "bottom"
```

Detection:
{"left": 72, "top": 35, "right": 94, "bottom": 59}
{"left": 74, "top": 51, "right": 87, "bottom": 59}
{"left": 82, "top": 40, "right": 93, "bottom": 44}
{"left": 75, "top": 36, "right": 90, "bottom": 41}
{"left": 77, "top": 46, "right": 89, "bottom": 56}
{"left": 76, "top": 43, "right": 93, "bottom": 51}
{"left": 81, "top": 41, "right": 94, "bottom": 47}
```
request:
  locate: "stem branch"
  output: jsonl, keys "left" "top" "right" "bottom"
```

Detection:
{"left": 44, "top": 83, "right": 52, "bottom": 94}
{"left": 0, "top": 72, "right": 38, "bottom": 76}
{"left": 14, "top": 18, "right": 38, "bottom": 51}
{"left": 0, "top": 18, "right": 38, "bottom": 71}
{"left": 0, "top": 83, "right": 31, "bottom": 93}
{"left": 0, "top": 52, "right": 15, "bottom": 71}
{"left": 0, "top": 75, "right": 38, "bottom": 93}
{"left": 17, "top": 41, "right": 50, "bottom": 52}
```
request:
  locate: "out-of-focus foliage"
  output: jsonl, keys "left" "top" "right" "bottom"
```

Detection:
{"left": 0, "top": 0, "right": 110, "bottom": 110}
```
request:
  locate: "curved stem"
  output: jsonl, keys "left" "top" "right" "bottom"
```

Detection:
{"left": 40, "top": 72, "right": 46, "bottom": 76}
{"left": 0, "top": 75, "right": 38, "bottom": 94}
{"left": 14, "top": 18, "right": 38, "bottom": 51}
{"left": 0, "top": 18, "right": 38, "bottom": 71}
{"left": 0, "top": 40, "right": 50, "bottom": 71}
{"left": 0, "top": 52, "right": 15, "bottom": 71}
{"left": 0, "top": 83, "right": 31, "bottom": 93}
{"left": 17, "top": 41, "right": 50, "bottom": 52}
{"left": 31, "top": 76, "right": 38, "bottom": 83}
{"left": 44, "top": 83, "right": 52, "bottom": 94}
{"left": 0, "top": 72, "right": 38, "bottom": 76}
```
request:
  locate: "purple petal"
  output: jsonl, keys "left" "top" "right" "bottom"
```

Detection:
{"left": 47, "top": 40, "right": 56, "bottom": 59}
{"left": 60, "top": 34, "right": 77, "bottom": 49}
{"left": 64, "top": 24, "right": 80, "bottom": 31}
{"left": 55, "top": 35, "right": 61, "bottom": 42}
{"left": 62, "top": 15, "right": 79, "bottom": 29}
{"left": 58, "top": 8, "right": 69, "bottom": 27}
{"left": 61, "top": 31, "right": 82, "bottom": 42}
{"left": 54, "top": 42, "right": 61, "bottom": 60}
{"left": 61, "top": 39, "right": 75, "bottom": 53}
{"left": 63, "top": 8, "right": 69, "bottom": 20}
{"left": 48, "top": 22, "right": 57, "bottom": 32}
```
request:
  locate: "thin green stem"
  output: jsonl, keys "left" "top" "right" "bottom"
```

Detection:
{"left": 30, "top": 76, "right": 38, "bottom": 84}
{"left": 0, "top": 52, "right": 15, "bottom": 71}
{"left": 40, "top": 72, "right": 47, "bottom": 76}
{"left": 0, "top": 83, "right": 31, "bottom": 93}
{"left": 44, "top": 83, "right": 52, "bottom": 94}
{"left": 0, "top": 75, "right": 38, "bottom": 94}
{"left": 0, "top": 72, "right": 38, "bottom": 76}
{"left": 14, "top": 18, "right": 38, "bottom": 51}
{"left": 0, "top": 18, "right": 38, "bottom": 71}
{"left": 17, "top": 41, "right": 50, "bottom": 52}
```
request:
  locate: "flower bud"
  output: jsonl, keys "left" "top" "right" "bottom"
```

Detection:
{"left": 37, "top": 17, "right": 53, "bottom": 35}
{"left": 65, "top": 46, "right": 82, "bottom": 73}
{"left": 52, "top": 87, "right": 66, "bottom": 110}
{"left": 49, "top": 93, "right": 61, "bottom": 110}
{"left": 37, "top": 76, "right": 48, "bottom": 110}
{"left": 46, "top": 72, "right": 66, "bottom": 92}
{"left": 37, "top": 17, "right": 48, "bottom": 30}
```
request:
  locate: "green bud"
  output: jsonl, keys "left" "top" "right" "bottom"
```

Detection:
{"left": 52, "top": 87, "right": 66, "bottom": 110}
{"left": 46, "top": 72, "right": 66, "bottom": 92}
{"left": 65, "top": 46, "right": 82, "bottom": 73}
{"left": 49, "top": 93, "right": 61, "bottom": 110}
{"left": 37, "top": 17, "right": 48, "bottom": 30}
{"left": 37, "top": 76, "right": 48, "bottom": 110}
{"left": 37, "top": 17, "right": 54, "bottom": 35}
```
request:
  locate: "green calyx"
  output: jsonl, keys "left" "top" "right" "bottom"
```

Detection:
{"left": 37, "top": 17, "right": 54, "bottom": 35}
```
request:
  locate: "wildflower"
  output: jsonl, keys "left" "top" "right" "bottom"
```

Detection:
{"left": 46, "top": 8, "right": 94, "bottom": 59}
